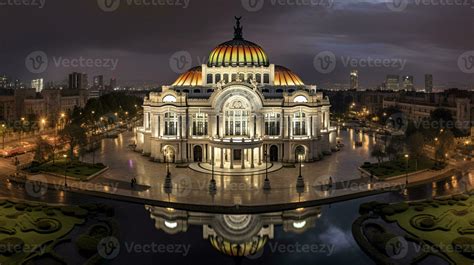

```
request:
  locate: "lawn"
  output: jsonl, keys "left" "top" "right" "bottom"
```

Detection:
{"left": 32, "top": 160, "right": 106, "bottom": 180}
{"left": 353, "top": 193, "right": 474, "bottom": 265}
{"left": 360, "top": 157, "right": 438, "bottom": 179}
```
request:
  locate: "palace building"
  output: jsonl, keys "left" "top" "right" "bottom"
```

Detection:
{"left": 136, "top": 18, "right": 337, "bottom": 170}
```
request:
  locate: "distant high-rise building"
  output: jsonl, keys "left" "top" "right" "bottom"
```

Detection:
{"left": 425, "top": 74, "right": 433, "bottom": 93}
{"left": 402, "top": 75, "right": 414, "bottom": 91}
{"left": 385, "top": 75, "right": 400, "bottom": 91}
{"left": 68, "top": 72, "right": 88, "bottom": 90}
{"left": 0, "top": 75, "right": 8, "bottom": 88}
{"left": 93, "top": 75, "right": 104, "bottom": 90}
{"left": 31, "top": 78, "right": 44, "bottom": 93}
{"left": 109, "top": 78, "right": 117, "bottom": 90}
{"left": 350, "top": 70, "right": 359, "bottom": 90}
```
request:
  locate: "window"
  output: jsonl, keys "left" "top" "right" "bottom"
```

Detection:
{"left": 193, "top": 89, "right": 200, "bottom": 93}
{"left": 163, "top": 95, "right": 176, "bottom": 103}
{"left": 256, "top": 74, "right": 262, "bottom": 83}
{"left": 294, "top": 96, "right": 308, "bottom": 103}
{"left": 265, "top": 113, "right": 280, "bottom": 136}
{"left": 239, "top": 73, "right": 245, "bottom": 81}
{"left": 293, "top": 111, "right": 306, "bottom": 136}
{"left": 145, "top": 112, "right": 151, "bottom": 129}
{"left": 164, "top": 112, "right": 178, "bottom": 135}
{"left": 225, "top": 110, "right": 249, "bottom": 136}
{"left": 207, "top": 74, "right": 213, "bottom": 84}
{"left": 276, "top": 89, "right": 283, "bottom": 93}
{"left": 263, "top": 74, "right": 270, "bottom": 84}
{"left": 215, "top": 74, "right": 221, "bottom": 83}
{"left": 192, "top": 113, "right": 208, "bottom": 136}
{"left": 223, "top": 74, "right": 229, "bottom": 83}
{"left": 231, "top": 74, "right": 237, "bottom": 82}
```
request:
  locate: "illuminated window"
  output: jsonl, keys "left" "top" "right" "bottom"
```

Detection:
{"left": 192, "top": 113, "right": 208, "bottom": 136}
{"left": 163, "top": 95, "right": 177, "bottom": 103}
{"left": 265, "top": 113, "right": 280, "bottom": 136}
{"left": 164, "top": 112, "right": 178, "bottom": 135}
{"left": 294, "top": 96, "right": 308, "bottom": 103}
{"left": 293, "top": 111, "right": 306, "bottom": 136}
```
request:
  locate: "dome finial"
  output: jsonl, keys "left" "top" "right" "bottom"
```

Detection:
{"left": 233, "top": 16, "right": 243, "bottom": 40}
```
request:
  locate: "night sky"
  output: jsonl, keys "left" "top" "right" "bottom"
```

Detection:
{"left": 1, "top": 0, "right": 473, "bottom": 89}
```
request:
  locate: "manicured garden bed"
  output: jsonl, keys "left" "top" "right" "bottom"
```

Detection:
{"left": 353, "top": 192, "right": 474, "bottom": 265}
{"left": 360, "top": 157, "right": 438, "bottom": 179}
{"left": 0, "top": 198, "right": 118, "bottom": 265}
{"left": 30, "top": 160, "right": 106, "bottom": 180}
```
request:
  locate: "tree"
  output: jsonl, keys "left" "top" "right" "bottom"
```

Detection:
{"left": 59, "top": 123, "right": 87, "bottom": 162}
{"left": 407, "top": 132, "right": 425, "bottom": 159}
{"left": 436, "top": 130, "right": 455, "bottom": 162}
{"left": 430, "top": 108, "right": 454, "bottom": 132}
{"left": 371, "top": 144, "right": 386, "bottom": 165}
{"left": 33, "top": 137, "right": 53, "bottom": 163}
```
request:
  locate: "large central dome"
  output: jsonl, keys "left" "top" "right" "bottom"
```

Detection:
{"left": 207, "top": 17, "right": 269, "bottom": 67}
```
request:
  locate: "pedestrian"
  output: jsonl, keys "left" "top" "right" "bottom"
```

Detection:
{"left": 131, "top": 178, "right": 134, "bottom": 188}
{"left": 329, "top": 176, "right": 333, "bottom": 189}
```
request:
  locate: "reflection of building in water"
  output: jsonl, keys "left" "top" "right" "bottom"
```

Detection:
{"left": 145, "top": 206, "right": 321, "bottom": 257}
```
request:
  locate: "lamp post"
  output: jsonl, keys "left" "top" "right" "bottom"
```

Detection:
{"left": 209, "top": 152, "right": 216, "bottom": 194}
{"left": 404, "top": 154, "right": 409, "bottom": 187}
{"left": 1, "top": 124, "right": 5, "bottom": 149}
{"left": 296, "top": 154, "right": 305, "bottom": 189}
{"left": 164, "top": 149, "right": 172, "bottom": 191}
{"left": 19, "top": 117, "right": 25, "bottom": 142}
{"left": 63, "top": 154, "right": 68, "bottom": 188}
{"left": 263, "top": 149, "right": 271, "bottom": 191}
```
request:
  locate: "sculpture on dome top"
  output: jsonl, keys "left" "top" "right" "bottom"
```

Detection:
{"left": 233, "top": 16, "right": 243, "bottom": 40}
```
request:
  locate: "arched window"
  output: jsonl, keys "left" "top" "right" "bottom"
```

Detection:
{"left": 207, "top": 74, "right": 213, "bottom": 84}
{"left": 276, "top": 89, "right": 283, "bottom": 93}
{"left": 294, "top": 95, "right": 308, "bottom": 103}
{"left": 192, "top": 113, "right": 208, "bottom": 136}
{"left": 163, "top": 95, "right": 177, "bottom": 103}
{"left": 207, "top": 89, "right": 213, "bottom": 93}
{"left": 224, "top": 99, "right": 249, "bottom": 136}
{"left": 263, "top": 74, "right": 270, "bottom": 84}
{"left": 223, "top": 74, "right": 229, "bottom": 83}
{"left": 164, "top": 112, "right": 178, "bottom": 135}
{"left": 256, "top": 74, "right": 262, "bottom": 83}
{"left": 215, "top": 74, "right": 221, "bottom": 83}
{"left": 264, "top": 113, "right": 280, "bottom": 136}
{"left": 231, "top": 74, "right": 237, "bottom": 82}
{"left": 293, "top": 111, "right": 306, "bottom": 136}
{"left": 288, "top": 89, "right": 295, "bottom": 93}
{"left": 193, "top": 89, "right": 200, "bottom": 93}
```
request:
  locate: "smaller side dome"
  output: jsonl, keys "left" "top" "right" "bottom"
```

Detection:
{"left": 274, "top": 65, "right": 304, "bottom": 86}
{"left": 172, "top": 66, "right": 202, "bottom": 86}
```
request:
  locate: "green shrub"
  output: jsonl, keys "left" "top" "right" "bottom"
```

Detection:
{"left": 452, "top": 237, "right": 474, "bottom": 259}
{"left": 392, "top": 202, "right": 409, "bottom": 213}
{"left": 452, "top": 194, "right": 469, "bottom": 201}
{"left": 75, "top": 234, "right": 99, "bottom": 257}
{"left": 420, "top": 218, "right": 435, "bottom": 228}
{"left": 381, "top": 206, "right": 395, "bottom": 216}
{"left": 414, "top": 206, "right": 425, "bottom": 212}
{"left": 36, "top": 220, "right": 52, "bottom": 230}
{"left": 0, "top": 237, "right": 24, "bottom": 255}
{"left": 14, "top": 204, "right": 27, "bottom": 211}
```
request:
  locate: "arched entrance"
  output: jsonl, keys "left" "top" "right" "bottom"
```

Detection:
{"left": 295, "top": 145, "right": 306, "bottom": 162}
{"left": 269, "top": 145, "right": 278, "bottom": 162}
{"left": 193, "top": 145, "right": 203, "bottom": 162}
{"left": 163, "top": 146, "right": 176, "bottom": 163}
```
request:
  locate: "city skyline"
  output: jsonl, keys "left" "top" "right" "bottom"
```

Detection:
{"left": 0, "top": 0, "right": 473, "bottom": 89}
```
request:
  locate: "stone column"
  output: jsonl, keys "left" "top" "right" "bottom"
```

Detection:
{"left": 258, "top": 146, "right": 262, "bottom": 165}
{"left": 230, "top": 149, "right": 234, "bottom": 169}
{"left": 212, "top": 147, "right": 215, "bottom": 165}
{"left": 220, "top": 148, "right": 224, "bottom": 168}
{"left": 241, "top": 149, "right": 246, "bottom": 169}
{"left": 251, "top": 148, "right": 255, "bottom": 168}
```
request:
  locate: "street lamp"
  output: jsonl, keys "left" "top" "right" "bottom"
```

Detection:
{"left": 163, "top": 149, "right": 172, "bottom": 191}
{"left": 1, "top": 124, "right": 5, "bottom": 149}
{"left": 296, "top": 154, "right": 305, "bottom": 189}
{"left": 209, "top": 153, "right": 216, "bottom": 194}
{"left": 404, "top": 154, "right": 409, "bottom": 187}
{"left": 263, "top": 149, "right": 271, "bottom": 191}
{"left": 63, "top": 154, "right": 68, "bottom": 188}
